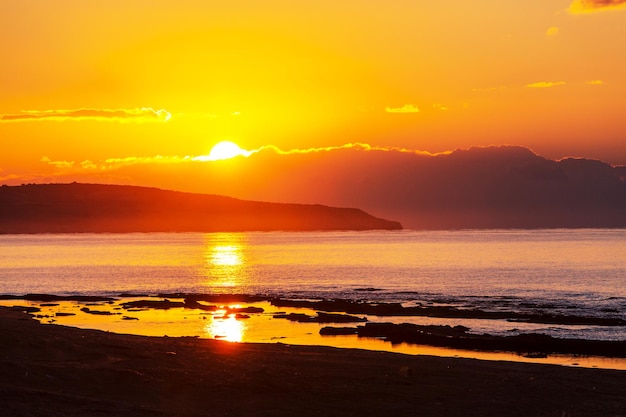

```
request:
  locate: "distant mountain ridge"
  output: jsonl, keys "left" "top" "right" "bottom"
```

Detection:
{"left": 202, "top": 144, "right": 626, "bottom": 229}
{"left": 0, "top": 183, "right": 402, "bottom": 233}
{"left": 3, "top": 145, "right": 625, "bottom": 230}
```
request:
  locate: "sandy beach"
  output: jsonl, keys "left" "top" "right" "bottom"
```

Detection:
{"left": 2, "top": 306, "right": 625, "bottom": 417}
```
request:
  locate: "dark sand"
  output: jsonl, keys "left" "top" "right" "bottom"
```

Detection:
{"left": 1, "top": 307, "right": 625, "bottom": 417}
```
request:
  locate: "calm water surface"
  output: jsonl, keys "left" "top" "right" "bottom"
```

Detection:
{"left": 1, "top": 230, "right": 625, "bottom": 342}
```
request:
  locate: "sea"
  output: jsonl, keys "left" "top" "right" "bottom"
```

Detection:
{"left": 1, "top": 229, "right": 626, "bottom": 368}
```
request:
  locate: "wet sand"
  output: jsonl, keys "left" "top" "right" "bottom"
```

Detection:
{"left": 2, "top": 306, "right": 625, "bottom": 417}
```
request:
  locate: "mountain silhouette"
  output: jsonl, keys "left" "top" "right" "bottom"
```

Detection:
{"left": 190, "top": 145, "right": 626, "bottom": 229}
{"left": 0, "top": 183, "right": 402, "bottom": 233}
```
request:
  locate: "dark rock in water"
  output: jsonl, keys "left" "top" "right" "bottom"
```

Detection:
{"left": 121, "top": 299, "right": 185, "bottom": 310}
{"left": 358, "top": 322, "right": 470, "bottom": 342}
{"left": 55, "top": 312, "right": 76, "bottom": 317}
{"left": 355, "top": 323, "right": 626, "bottom": 358}
{"left": 122, "top": 316, "right": 139, "bottom": 321}
{"left": 273, "top": 313, "right": 313, "bottom": 322}
{"left": 183, "top": 299, "right": 218, "bottom": 311}
{"left": 523, "top": 352, "right": 549, "bottom": 359}
{"left": 10, "top": 306, "right": 41, "bottom": 313}
{"left": 40, "top": 303, "right": 59, "bottom": 307}
{"left": 320, "top": 327, "right": 359, "bottom": 336}
{"left": 354, "top": 288, "right": 383, "bottom": 292}
{"left": 235, "top": 314, "right": 250, "bottom": 319}
{"left": 80, "top": 307, "right": 116, "bottom": 316}
{"left": 316, "top": 312, "right": 367, "bottom": 323}
{"left": 270, "top": 297, "right": 626, "bottom": 326}
{"left": 273, "top": 312, "right": 366, "bottom": 323}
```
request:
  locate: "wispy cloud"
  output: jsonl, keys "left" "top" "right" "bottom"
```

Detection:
{"left": 2, "top": 143, "right": 453, "bottom": 187}
{"left": 586, "top": 80, "right": 605, "bottom": 85}
{"left": 40, "top": 156, "right": 75, "bottom": 169}
{"left": 39, "top": 155, "right": 192, "bottom": 175}
{"left": 253, "top": 143, "right": 441, "bottom": 157}
{"left": 546, "top": 26, "right": 560, "bottom": 36}
{"left": 526, "top": 81, "right": 566, "bottom": 89}
{"left": 36, "top": 143, "right": 442, "bottom": 176}
{"left": 0, "top": 108, "right": 171, "bottom": 123}
{"left": 569, "top": 0, "right": 626, "bottom": 13}
{"left": 385, "top": 104, "right": 420, "bottom": 114}
{"left": 471, "top": 87, "right": 499, "bottom": 93}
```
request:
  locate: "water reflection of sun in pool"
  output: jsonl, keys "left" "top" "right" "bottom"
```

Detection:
{"left": 207, "top": 311, "right": 245, "bottom": 342}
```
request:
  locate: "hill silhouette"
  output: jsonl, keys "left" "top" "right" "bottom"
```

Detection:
{"left": 0, "top": 183, "right": 402, "bottom": 233}
{"left": 177, "top": 145, "right": 626, "bottom": 229}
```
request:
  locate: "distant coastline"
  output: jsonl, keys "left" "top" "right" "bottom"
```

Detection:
{"left": 0, "top": 183, "right": 402, "bottom": 233}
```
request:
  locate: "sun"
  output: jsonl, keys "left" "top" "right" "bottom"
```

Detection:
{"left": 204, "top": 141, "right": 252, "bottom": 161}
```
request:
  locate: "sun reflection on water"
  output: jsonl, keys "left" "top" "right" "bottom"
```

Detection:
{"left": 203, "top": 234, "right": 248, "bottom": 290}
{"left": 207, "top": 312, "right": 245, "bottom": 342}
{"left": 211, "top": 245, "right": 241, "bottom": 266}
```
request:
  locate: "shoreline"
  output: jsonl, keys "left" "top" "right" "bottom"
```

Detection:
{"left": 2, "top": 306, "right": 625, "bottom": 416}
{"left": 2, "top": 293, "right": 626, "bottom": 370}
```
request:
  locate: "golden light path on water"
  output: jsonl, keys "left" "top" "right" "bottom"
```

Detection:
{"left": 207, "top": 311, "right": 245, "bottom": 343}
{"left": 3, "top": 232, "right": 626, "bottom": 371}
{"left": 203, "top": 233, "right": 248, "bottom": 290}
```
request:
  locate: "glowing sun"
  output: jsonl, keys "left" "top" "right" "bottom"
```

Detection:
{"left": 204, "top": 141, "right": 252, "bottom": 161}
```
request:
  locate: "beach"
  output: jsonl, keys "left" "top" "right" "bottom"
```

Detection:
{"left": 2, "top": 306, "right": 625, "bottom": 417}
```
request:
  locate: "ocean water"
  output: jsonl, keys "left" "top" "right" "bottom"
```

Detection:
{"left": 1, "top": 230, "right": 626, "bottom": 341}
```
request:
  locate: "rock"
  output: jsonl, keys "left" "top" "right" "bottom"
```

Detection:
{"left": 316, "top": 312, "right": 366, "bottom": 323}
{"left": 226, "top": 306, "right": 264, "bottom": 314}
{"left": 319, "top": 327, "right": 359, "bottom": 336}
{"left": 10, "top": 306, "right": 41, "bottom": 313}
{"left": 80, "top": 307, "right": 115, "bottom": 316}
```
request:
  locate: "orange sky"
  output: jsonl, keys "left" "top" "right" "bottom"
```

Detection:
{"left": 2, "top": 0, "right": 626, "bottom": 189}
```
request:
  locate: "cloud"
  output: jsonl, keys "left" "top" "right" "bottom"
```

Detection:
{"left": 471, "top": 87, "right": 499, "bottom": 93}
{"left": 36, "top": 143, "right": 442, "bottom": 179}
{"left": 0, "top": 108, "right": 171, "bottom": 123}
{"left": 546, "top": 26, "right": 560, "bottom": 36}
{"left": 39, "top": 155, "right": 193, "bottom": 176}
{"left": 526, "top": 81, "right": 566, "bottom": 89}
{"left": 40, "top": 156, "right": 75, "bottom": 169}
{"left": 385, "top": 104, "right": 420, "bottom": 113}
{"left": 586, "top": 80, "right": 605, "bottom": 85}
{"left": 569, "top": 0, "right": 626, "bottom": 13}
{"left": 252, "top": 143, "right": 441, "bottom": 157}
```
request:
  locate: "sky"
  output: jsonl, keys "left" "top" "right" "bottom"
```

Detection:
{"left": 2, "top": 0, "right": 626, "bottom": 192}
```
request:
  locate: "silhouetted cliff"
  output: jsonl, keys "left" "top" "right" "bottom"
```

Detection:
{"left": 0, "top": 183, "right": 402, "bottom": 233}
